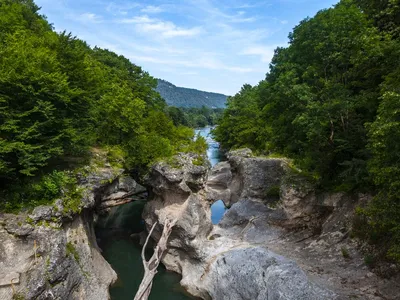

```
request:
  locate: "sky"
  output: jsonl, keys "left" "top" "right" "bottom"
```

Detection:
{"left": 35, "top": 0, "right": 338, "bottom": 95}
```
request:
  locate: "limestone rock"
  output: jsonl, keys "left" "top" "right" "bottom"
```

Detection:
{"left": 143, "top": 153, "right": 213, "bottom": 271}
{"left": 207, "top": 149, "right": 287, "bottom": 206}
{"left": 0, "top": 165, "right": 128, "bottom": 300}
{"left": 195, "top": 246, "right": 337, "bottom": 300}
{"left": 143, "top": 153, "right": 336, "bottom": 300}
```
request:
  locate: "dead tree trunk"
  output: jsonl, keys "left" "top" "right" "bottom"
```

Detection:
{"left": 134, "top": 219, "right": 177, "bottom": 300}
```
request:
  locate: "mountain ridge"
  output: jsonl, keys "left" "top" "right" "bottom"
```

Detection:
{"left": 156, "top": 79, "right": 227, "bottom": 108}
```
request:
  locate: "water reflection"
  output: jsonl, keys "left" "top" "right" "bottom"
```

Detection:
{"left": 210, "top": 200, "right": 227, "bottom": 224}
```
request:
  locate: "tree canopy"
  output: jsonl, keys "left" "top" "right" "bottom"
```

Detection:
{"left": 214, "top": 0, "right": 400, "bottom": 262}
{"left": 0, "top": 0, "right": 207, "bottom": 210}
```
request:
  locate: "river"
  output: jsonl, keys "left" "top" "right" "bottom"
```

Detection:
{"left": 96, "top": 127, "right": 225, "bottom": 299}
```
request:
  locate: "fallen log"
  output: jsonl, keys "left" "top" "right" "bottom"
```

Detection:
{"left": 134, "top": 218, "right": 177, "bottom": 300}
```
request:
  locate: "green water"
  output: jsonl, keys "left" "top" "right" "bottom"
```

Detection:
{"left": 96, "top": 201, "right": 191, "bottom": 300}
{"left": 97, "top": 230, "right": 190, "bottom": 300}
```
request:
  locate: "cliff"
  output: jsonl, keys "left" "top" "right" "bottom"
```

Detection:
{"left": 0, "top": 156, "right": 144, "bottom": 300}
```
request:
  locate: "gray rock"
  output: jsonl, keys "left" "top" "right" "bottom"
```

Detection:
{"left": 0, "top": 165, "right": 125, "bottom": 300}
{"left": 206, "top": 149, "right": 287, "bottom": 206}
{"left": 143, "top": 153, "right": 213, "bottom": 265}
{"left": 30, "top": 205, "right": 57, "bottom": 222}
{"left": 143, "top": 153, "right": 336, "bottom": 300}
{"left": 198, "top": 247, "right": 337, "bottom": 300}
{"left": 4, "top": 219, "right": 34, "bottom": 237}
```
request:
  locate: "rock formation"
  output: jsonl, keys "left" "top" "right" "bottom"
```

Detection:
{"left": 0, "top": 163, "right": 143, "bottom": 300}
{"left": 206, "top": 149, "right": 287, "bottom": 206}
{"left": 143, "top": 149, "right": 400, "bottom": 300}
{"left": 142, "top": 152, "right": 337, "bottom": 299}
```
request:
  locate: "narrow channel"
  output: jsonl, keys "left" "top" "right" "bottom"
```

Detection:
{"left": 95, "top": 127, "right": 224, "bottom": 299}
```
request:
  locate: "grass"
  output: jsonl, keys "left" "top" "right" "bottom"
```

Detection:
{"left": 192, "top": 155, "right": 205, "bottom": 166}
{"left": 265, "top": 185, "right": 280, "bottom": 198}
{"left": 341, "top": 246, "right": 350, "bottom": 259}
{"left": 66, "top": 242, "right": 80, "bottom": 263}
{"left": 0, "top": 146, "right": 124, "bottom": 214}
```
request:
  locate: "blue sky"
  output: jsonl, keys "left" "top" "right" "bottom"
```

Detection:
{"left": 35, "top": 0, "right": 338, "bottom": 95}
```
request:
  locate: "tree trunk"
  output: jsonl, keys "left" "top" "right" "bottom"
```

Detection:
{"left": 134, "top": 219, "right": 177, "bottom": 300}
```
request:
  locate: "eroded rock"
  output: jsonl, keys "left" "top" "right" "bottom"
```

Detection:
{"left": 0, "top": 164, "right": 139, "bottom": 300}
{"left": 143, "top": 152, "right": 337, "bottom": 300}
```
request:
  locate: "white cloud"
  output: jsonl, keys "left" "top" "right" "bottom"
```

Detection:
{"left": 139, "top": 23, "right": 202, "bottom": 37}
{"left": 119, "top": 15, "right": 153, "bottom": 24}
{"left": 119, "top": 15, "right": 202, "bottom": 38}
{"left": 229, "top": 16, "right": 257, "bottom": 23}
{"left": 127, "top": 55, "right": 255, "bottom": 73}
{"left": 106, "top": 2, "right": 140, "bottom": 15}
{"left": 241, "top": 46, "right": 276, "bottom": 63}
{"left": 141, "top": 5, "right": 164, "bottom": 14}
{"left": 71, "top": 13, "right": 103, "bottom": 23}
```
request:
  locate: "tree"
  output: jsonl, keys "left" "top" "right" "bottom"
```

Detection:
{"left": 134, "top": 219, "right": 177, "bottom": 300}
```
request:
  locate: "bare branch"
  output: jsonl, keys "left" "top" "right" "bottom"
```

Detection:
{"left": 141, "top": 221, "right": 158, "bottom": 263}
{"left": 134, "top": 219, "right": 178, "bottom": 300}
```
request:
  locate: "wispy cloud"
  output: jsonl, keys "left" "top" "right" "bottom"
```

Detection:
{"left": 119, "top": 15, "right": 202, "bottom": 38}
{"left": 36, "top": 0, "right": 335, "bottom": 94}
{"left": 241, "top": 45, "right": 277, "bottom": 63}
{"left": 119, "top": 15, "right": 153, "bottom": 24}
{"left": 127, "top": 55, "right": 256, "bottom": 73}
{"left": 70, "top": 12, "right": 103, "bottom": 23}
{"left": 106, "top": 2, "right": 140, "bottom": 15}
{"left": 229, "top": 16, "right": 257, "bottom": 23}
{"left": 141, "top": 5, "right": 164, "bottom": 14}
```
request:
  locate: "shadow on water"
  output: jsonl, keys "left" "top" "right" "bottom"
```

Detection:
{"left": 96, "top": 201, "right": 191, "bottom": 300}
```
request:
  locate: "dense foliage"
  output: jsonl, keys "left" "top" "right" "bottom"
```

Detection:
{"left": 156, "top": 79, "right": 227, "bottom": 108}
{"left": 214, "top": 0, "right": 400, "bottom": 262}
{"left": 0, "top": 0, "right": 206, "bottom": 211}
{"left": 166, "top": 106, "right": 224, "bottom": 128}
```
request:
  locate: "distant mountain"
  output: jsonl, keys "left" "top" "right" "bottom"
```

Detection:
{"left": 156, "top": 79, "right": 227, "bottom": 108}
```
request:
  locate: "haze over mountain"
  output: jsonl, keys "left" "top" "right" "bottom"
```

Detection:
{"left": 156, "top": 79, "right": 227, "bottom": 108}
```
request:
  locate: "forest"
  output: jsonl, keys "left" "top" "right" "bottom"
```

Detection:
{"left": 0, "top": 0, "right": 206, "bottom": 211}
{"left": 166, "top": 106, "right": 224, "bottom": 128}
{"left": 214, "top": 0, "right": 400, "bottom": 262}
{"left": 156, "top": 79, "right": 227, "bottom": 108}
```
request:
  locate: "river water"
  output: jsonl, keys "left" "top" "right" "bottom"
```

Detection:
{"left": 96, "top": 127, "right": 225, "bottom": 299}
{"left": 194, "top": 126, "right": 223, "bottom": 167}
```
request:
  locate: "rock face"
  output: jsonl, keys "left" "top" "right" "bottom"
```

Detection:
{"left": 0, "top": 165, "right": 141, "bottom": 300}
{"left": 143, "top": 152, "right": 337, "bottom": 300}
{"left": 143, "top": 153, "right": 213, "bottom": 274}
{"left": 206, "top": 149, "right": 287, "bottom": 206}
{"left": 143, "top": 149, "right": 400, "bottom": 300}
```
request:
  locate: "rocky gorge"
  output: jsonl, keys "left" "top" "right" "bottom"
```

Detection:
{"left": 1, "top": 147, "right": 400, "bottom": 300}
{"left": 143, "top": 149, "right": 400, "bottom": 300}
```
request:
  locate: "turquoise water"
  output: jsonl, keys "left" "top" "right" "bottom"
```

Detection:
{"left": 195, "top": 127, "right": 227, "bottom": 224}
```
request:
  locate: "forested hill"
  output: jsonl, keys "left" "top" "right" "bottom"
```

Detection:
{"left": 156, "top": 79, "right": 227, "bottom": 108}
